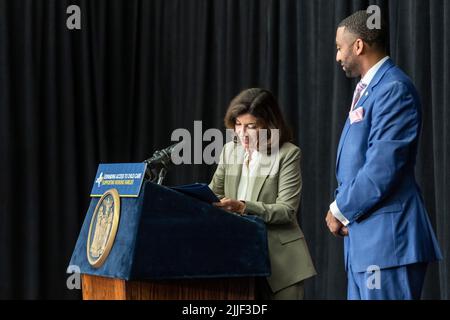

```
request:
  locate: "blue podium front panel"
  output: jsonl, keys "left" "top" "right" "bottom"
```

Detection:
{"left": 69, "top": 181, "right": 270, "bottom": 280}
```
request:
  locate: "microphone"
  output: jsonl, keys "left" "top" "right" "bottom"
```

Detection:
{"left": 143, "top": 142, "right": 181, "bottom": 184}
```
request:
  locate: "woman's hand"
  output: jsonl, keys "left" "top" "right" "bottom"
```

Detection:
{"left": 213, "top": 198, "right": 246, "bottom": 215}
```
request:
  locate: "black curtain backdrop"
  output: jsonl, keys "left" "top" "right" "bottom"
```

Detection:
{"left": 0, "top": 0, "right": 449, "bottom": 299}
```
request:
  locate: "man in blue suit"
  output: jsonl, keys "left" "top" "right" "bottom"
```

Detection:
{"left": 325, "top": 10, "right": 442, "bottom": 300}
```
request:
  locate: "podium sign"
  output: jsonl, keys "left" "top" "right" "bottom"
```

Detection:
{"left": 90, "top": 163, "right": 146, "bottom": 197}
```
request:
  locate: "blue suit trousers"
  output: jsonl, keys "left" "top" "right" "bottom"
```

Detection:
{"left": 347, "top": 263, "right": 428, "bottom": 300}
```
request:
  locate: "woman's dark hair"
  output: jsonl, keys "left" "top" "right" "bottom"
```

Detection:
{"left": 224, "top": 88, "right": 293, "bottom": 149}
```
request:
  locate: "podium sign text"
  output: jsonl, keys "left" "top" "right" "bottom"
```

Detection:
{"left": 90, "top": 163, "right": 147, "bottom": 197}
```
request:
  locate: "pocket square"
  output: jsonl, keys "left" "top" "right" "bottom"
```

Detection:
{"left": 349, "top": 107, "right": 364, "bottom": 124}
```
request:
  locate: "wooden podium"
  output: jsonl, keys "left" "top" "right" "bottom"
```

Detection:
{"left": 69, "top": 181, "right": 270, "bottom": 300}
{"left": 81, "top": 274, "right": 255, "bottom": 300}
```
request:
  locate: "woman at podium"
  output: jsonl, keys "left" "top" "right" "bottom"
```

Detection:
{"left": 210, "top": 88, "right": 317, "bottom": 300}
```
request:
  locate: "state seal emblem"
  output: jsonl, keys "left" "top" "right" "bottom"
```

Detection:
{"left": 87, "top": 188, "right": 121, "bottom": 268}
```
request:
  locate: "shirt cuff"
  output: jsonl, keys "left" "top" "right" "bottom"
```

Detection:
{"left": 330, "top": 201, "right": 350, "bottom": 226}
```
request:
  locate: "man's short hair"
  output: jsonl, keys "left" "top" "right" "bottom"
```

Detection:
{"left": 338, "top": 10, "right": 388, "bottom": 53}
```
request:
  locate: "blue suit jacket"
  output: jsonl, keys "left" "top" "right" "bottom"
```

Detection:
{"left": 335, "top": 58, "right": 442, "bottom": 273}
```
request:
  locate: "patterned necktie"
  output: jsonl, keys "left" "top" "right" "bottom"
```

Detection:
{"left": 350, "top": 81, "right": 367, "bottom": 111}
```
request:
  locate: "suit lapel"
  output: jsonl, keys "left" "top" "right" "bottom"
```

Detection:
{"left": 232, "top": 165, "right": 242, "bottom": 199}
{"left": 368, "top": 58, "right": 395, "bottom": 90}
{"left": 351, "top": 59, "right": 395, "bottom": 110}
{"left": 226, "top": 144, "right": 244, "bottom": 199}
{"left": 249, "top": 151, "right": 278, "bottom": 201}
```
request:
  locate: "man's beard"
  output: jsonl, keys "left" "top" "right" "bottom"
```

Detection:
{"left": 343, "top": 59, "right": 359, "bottom": 78}
{"left": 345, "top": 69, "right": 355, "bottom": 78}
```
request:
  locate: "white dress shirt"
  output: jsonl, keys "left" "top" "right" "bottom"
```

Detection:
{"left": 237, "top": 149, "right": 261, "bottom": 201}
{"left": 330, "top": 56, "right": 390, "bottom": 226}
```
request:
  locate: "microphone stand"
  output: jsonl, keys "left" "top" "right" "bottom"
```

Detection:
{"left": 156, "top": 167, "right": 167, "bottom": 185}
